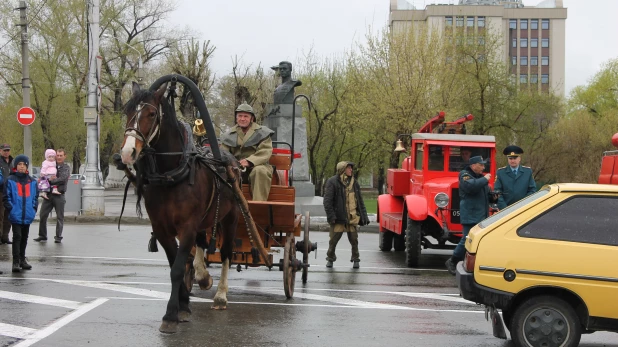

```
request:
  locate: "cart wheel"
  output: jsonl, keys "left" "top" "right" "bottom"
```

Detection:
{"left": 302, "top": 211, "right": 310, "bottom": 284}
{"left": 184, "top": 262, "right": 195, "bottom": 293}
{"left": 283, "top": 233, "right": 296, "bottom": 298}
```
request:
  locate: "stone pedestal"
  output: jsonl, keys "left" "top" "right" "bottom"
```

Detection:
{"left": 264, "top": 103, "right": 325, "bottom": 216}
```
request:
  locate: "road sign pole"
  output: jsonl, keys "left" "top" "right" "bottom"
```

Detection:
{"left": 18, "top": 1, "right": 31, "bottom": 159}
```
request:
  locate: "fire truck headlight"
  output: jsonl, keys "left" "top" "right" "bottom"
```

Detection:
{"left": 434, "top": 192, "right": 449, "bottom": 208}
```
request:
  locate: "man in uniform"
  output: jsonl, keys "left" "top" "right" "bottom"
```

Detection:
{"left": 220, "top": 103, "right": 274, "bottom": 201}
{"left": 323, "top": 161, "right": 369, "bottom": 269}
{"left": 494, "top": 145, "right": 536, "bottom": 210}
{"left": 445, "top": 156, "right": 497, "bottom": 275}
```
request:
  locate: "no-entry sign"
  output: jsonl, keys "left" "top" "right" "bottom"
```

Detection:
{"left": 17, "top": 106, "right": 36, "bottom": 126}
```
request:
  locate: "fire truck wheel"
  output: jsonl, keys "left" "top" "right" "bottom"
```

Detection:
{"left": 405, "top": 217, "right": 422, "bottom": 267}
{"left": 379, "top": 231, "right": 393, "bottom": 251}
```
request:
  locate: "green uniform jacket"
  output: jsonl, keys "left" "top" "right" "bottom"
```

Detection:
{"left": 459, "top": 166, "right": 492, "bottom": 225}
{"left": 220, "top": 123, "right": 274, "bottom": 165}
{"left": 494, "top": 166, "right": 536, "bottom": 210}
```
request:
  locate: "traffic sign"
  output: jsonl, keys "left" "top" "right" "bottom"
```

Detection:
{"left": 17, "top": 106, "right": 36, "bottom": 126}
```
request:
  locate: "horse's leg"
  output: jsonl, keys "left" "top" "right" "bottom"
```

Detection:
{"left": 194, "top": 229, "right": 212, "bottom": 290}
{"left": 159, "top": 230, "right": 195, "bottom": 333}
{"left": 193, "top": 246, "right": 213, "bottom": 290}
{"left": 212, "top": 212, "right": 237, "bottom": 310}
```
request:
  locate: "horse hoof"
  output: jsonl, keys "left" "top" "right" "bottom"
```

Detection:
{"left": 178, "top": 311, "right": 191, "bottom": 322}
{"left": 198, "top": 275, "right": 213, "bottom": 290}
{"left": 211, "top": 296, "right": 228, "bottom": 310}
{"left": 159, "top": 320, "right": 178, "bottom": 334}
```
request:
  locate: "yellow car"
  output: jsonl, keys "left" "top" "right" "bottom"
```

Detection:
{"left": 456, "top": 183, "right": 618, "bottom": 347}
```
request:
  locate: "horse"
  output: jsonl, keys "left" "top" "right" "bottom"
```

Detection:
{"left": 119, "top": 81, "right": 239, "bottom": 333}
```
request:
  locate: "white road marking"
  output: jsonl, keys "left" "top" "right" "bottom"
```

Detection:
{"left": 46, "top": 255, "right": 446, "bottom": 272}
{"left": 0, "top": 290, "right": 81, "bottom": 309}
{"left": 14, "top": 298, "right": 108, "bottom": 347}
{"left": 0, "top": 323, "right": 36, "bottom": 339}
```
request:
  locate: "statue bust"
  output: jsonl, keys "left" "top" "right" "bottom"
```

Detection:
{"left": 272, "top": 61, "right": 302, "bottom": 104}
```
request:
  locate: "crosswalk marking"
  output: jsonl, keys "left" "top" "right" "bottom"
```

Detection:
{"left": 0, "top": 290, "right": 81, "bottom": 309}
{"left": 0, "top": 323, "right": 37, "bottom": 339}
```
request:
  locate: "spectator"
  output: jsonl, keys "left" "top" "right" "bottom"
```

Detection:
{"left": 0, "top": 143, "right": 13, "bottom": 244}
{"left": 35, "top": 148, "right": 70, "bottom": 243}
{"left": 3, "top": 154, "right": 38, "bottom": 272}
{"left": 39, "top": 149, "right": 61, "bottom": 200}
{"left": 323, "top": 161, "right": 370, "bottom": 269}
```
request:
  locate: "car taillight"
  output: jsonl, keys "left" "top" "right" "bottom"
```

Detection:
{"left": 463, "top": 252, "right": 476, "bottom": 272}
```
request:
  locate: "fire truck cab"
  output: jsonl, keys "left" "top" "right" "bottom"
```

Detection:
{"left": 377, "top": 113, "right": 497, "bottom": 267}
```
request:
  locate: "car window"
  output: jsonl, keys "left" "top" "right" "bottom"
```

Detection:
{"left": 479, "top": 188, "right": 550, "bottom": 228}
{"left": 517, "top": 195, "right": 618, "bottom": 246}
{"left": 428, "top": 145, "right": 444, "bottom": 171}
{"left": 449, "top": 147, "right": 491, "bottom": 173}
{"left": 414, "top": 143, "right": 423, "bottom": 170}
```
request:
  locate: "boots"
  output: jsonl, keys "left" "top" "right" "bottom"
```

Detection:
{"left": 353, "top": 260, "right": 360, "bottom": 269}
{"left": 325, "top": 260, "right": 333, "bottom": 268}
{"left": 12, "top": 260, "right": 21, "bottom": 273}
{"left": 52, "top": 186, "right": 61, "bottom": 195}
{"left": 445, "top": 258, "right": 457, "bottom": 276}
{"left": 41, "top": 191, "right": 49, "bottom": 200}
{"left": 20, "top": 258, "right": 32, "bottom": 270}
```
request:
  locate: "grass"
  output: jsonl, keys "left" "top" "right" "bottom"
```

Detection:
{"left": 362, "top": 192, "right": 378, "bottom": 214}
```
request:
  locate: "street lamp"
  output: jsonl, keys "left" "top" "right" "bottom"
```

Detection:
{"left": 102, "top": 34, "right": 143, "bottom": 83}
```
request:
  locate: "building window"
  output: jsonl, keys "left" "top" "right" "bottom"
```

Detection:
{"left": 478, "top": 36, "right": 485, "bottom": 45}
{"left": 509, "top": 19, "right": 517, "bottom": 29}
{"left": 521, "top": 56, "right": 528, "bottom": 66}
{"left": 512, "top": 56, "right": 517, "bottom": 66}
{"left": 520, "top": 38, "right": 527, "bottom": 48}
{"left": 511, "top": 74, "right": 517, "bottom": 84}
{"left": 446, "top": 16, "right": 453, "bottom": 26}
{"left": 531, "top": 19, "right": 538, "bottom": 30}
{"left": 520, "top": 19, "right": 528, "bottom": 30}
{"left": 542, "top": 19, "right": 549, "bottom": 29}
{"left": 512, "top": 38, "right": 517, "bottom": 48}
{"left": 456, "top": 16, "right": 464, "bottom": 27}
{"left": 541, "top": 74, "right": 549, "bottom": 84}
{"left": 467, "top": 17, "right": 474, "bottom": 27}
{"left": 531, "top": 56, "right": 538, "bottom": 66}
{"left": 520, "top": 74, "right": 528, "bottom": 84}
{"left": 541, "top": 56, "right": 549, "bottom": 66}
{"left": 531, "top": 74, "right": 538, "bottom": 84}
{"left": 542, "top": 38, "right": 549, "bottom": 47}
{"left": 478, "top": 16, "right": 485, "bottom": 28}
{"left": 531, "top": 38, "right": 538, "bottom": 48}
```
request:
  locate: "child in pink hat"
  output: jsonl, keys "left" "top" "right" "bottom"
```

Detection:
{"left": 39, "top": 149, "right": 60, "bottom": 199}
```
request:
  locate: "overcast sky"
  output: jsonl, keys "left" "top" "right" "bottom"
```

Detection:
{"left": 168, "top": 0, "right": 618, "bottom": 96}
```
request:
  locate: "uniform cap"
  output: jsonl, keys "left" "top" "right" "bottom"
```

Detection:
{"left": 503, "top": 145, "right": 524, "bottom": 157}
{"left": 468, "top": 156, "right": 487, "bottom": 165}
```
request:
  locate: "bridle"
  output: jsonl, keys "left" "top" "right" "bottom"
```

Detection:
{"left": 124, "top": 102, "right": 163, "bottom": 150}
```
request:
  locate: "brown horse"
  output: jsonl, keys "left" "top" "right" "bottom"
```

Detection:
{"left": 120, "top": 82, "right": 239, "bottom": 333}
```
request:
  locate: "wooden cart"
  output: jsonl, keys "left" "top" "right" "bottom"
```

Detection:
{"left": 188, "top": 144, "right": 317, "bottom": 298}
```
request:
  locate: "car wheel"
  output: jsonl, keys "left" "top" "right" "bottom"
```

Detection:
{"left": 379, "top": 231, "right": 393, "bottom": 251}
{"left": 393, "top": 232, "right": 405, "bottom": 251}
{"left": 405, "top": 216, "right": 421, "bottom": 267}
{"left": 510, "top": 295, "right": 582, "bottom": 347}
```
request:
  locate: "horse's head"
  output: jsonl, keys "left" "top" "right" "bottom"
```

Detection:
{"left": 121, "top": 82, "right": 168, "bottom": 165}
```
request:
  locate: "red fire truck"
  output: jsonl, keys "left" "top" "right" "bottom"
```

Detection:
{"left": 598, "top": 133, "right": 618, "bottom": 184}
{"left": 377, "top": 112, "right": 497, "bottom": 267}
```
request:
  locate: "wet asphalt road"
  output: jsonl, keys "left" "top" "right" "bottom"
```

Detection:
{"left": 0, "top": 224, "right": 616, "bottom": 347}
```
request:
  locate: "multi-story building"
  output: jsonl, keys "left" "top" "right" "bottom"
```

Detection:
{"left": 389, "top": 0, "right": 567, "bottom": 96}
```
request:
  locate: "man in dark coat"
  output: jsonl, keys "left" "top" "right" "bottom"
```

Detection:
{"left": 323, "top": 161, "right": 369, "bottom": 269}
{"left": 445, "top": 156, "right": 497, "bottom": 275}
{"left": 0, "top": 143, "right": 14, "bottom": 244}
{"left": 494, "top": 145, "right": 536, "bottom": 210}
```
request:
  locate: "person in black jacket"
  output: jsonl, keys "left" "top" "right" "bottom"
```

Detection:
{"left": 323, "top": 161, "right": 369, "bottom": 269}
{"left": 0, "top": 143, "right": 13, "bottom": 244}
